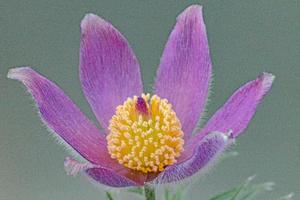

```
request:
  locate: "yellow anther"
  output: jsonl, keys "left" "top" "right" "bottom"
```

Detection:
{"left": 106, "top": 94, "right": 184, "bottom": 173}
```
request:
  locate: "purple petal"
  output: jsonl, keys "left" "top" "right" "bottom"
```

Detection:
{"left": 86, "top": 167, "right": 141, "bottom": 187}
{"left": 154, "top": 5, "right": 212, "bottom": 140}
{"left": 7, "top": 67, "right": 114, "bottom": 167}
{"left": 153, "top": 132, "right": 228, "bottom": 184}
{"left": 80, "top": 14, "right": 143, "bottom": 130}
{"left": 64, "top": 157, "right": 138, "bottom": 187}
{"left": 185, "top": 73, "right": 274, "bottom": 154}
{"left": 64, "top": 156, "right": 95, "bottom": 176}
{"left": 196, "top": 73, "right": 275, "bottom": 140}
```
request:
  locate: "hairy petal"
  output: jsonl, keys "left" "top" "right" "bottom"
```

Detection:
{"left": 80, "top": 13, "right": 143, "bottom": 130}
{"left": 186, "top": 73, "right": 275, "bottom": 153}
{"left": 201, "top": 73, "right": 274, "bottom": 138}
{"left": 7, "top": 67, "right": 115, "bottom": 167}
{"left": 153, "top": 132, "right": 228, "bottom": 184}
{"left": 154, "top": 5, "right": 212, "bottom": 140}
{"left": 86, "top": 167, "right": 141, "bottom": 187}
{"left": 64, "top": 157, "right": 95, "bottom": 176}
{"left": 64, "top": 157, "right": 138, "bottom": 187}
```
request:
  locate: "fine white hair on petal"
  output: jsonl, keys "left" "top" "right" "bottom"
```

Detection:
{"left": 7, "top": 67, "right": 29, "bottom": 80}
{"left": 65, "top": 157, "right": 139, "bottom": 190}
{"left": 192, "top": 66, "right": 215, "bottom": 135}
{"left": 152, "top": 131, "right": 232, "bottom": 186}
{"left": 64, "top": 157, "right": 94, "bottom": 176}
{"left": 7, "top": 67, "right": 90, "bottom": 163}
{"left": 47, "top": 126, "right": 87, "bottom": 163}
{"left": 7, "top": 67, "right": 98, "bottom": 162}
{"left": 261, "top": 72, "right": 276, "bottom": 92}
{"left": 82, "top": 171, "right": 138, "bottom": 194}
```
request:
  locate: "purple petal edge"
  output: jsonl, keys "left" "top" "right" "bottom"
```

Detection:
{"left": 80, "top": 13, "right": 143, "bottom": 130}
{"left": 186, "top": 73, "right": 275, "bottom": 153}
{"left": 153, "top": 132, "right": 228, "bottom": 184}
{"left": 86, "top": 167, "right": 138, "bottom": 188}
{"left": 202, "top": 72, "right": 275, "bottom": 138}
{"left": 7, "top": 67, "right": 113, "bottom": 166}
{"left": 64, "top": 157, "right": 137, "bottom": 187}
{"left": 154, "top": 5, "right": 212, "bottom": 141}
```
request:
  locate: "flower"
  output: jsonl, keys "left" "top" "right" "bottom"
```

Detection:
{"left": 7, "top": 5, "right": 274, "bottom": 188}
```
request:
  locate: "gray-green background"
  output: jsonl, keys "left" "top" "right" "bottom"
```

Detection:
{"left": 1, "top": 0, "right": 299, "bottom": 199}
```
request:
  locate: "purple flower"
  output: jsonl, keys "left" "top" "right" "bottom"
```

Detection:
{"left": 7, "top": 5, "right": 274, "bottom": 188}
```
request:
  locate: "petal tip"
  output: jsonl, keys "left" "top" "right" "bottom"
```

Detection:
{"left": 262, "top": 72, "right": 275, "bottom": 81}
{"left": 261, "top": 72, "right": 275, "bottom": 91}
{"left": 185, "top": 4, "right": 203, "bottom": 12}
{"left": 7, "top": 67, "right": 32, "bottom": 81}
{"left": 178, "top": 4, "right": 203, "bottom": 20}
{"left": 81, "top": 13, "right": 106, "bottom": 31}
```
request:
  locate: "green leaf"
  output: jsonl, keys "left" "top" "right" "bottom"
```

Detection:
{"left": 105, "top": 191, "right": 114, "bottom": 200}
{"left": 144, "top": 184, "right": 156, "bottom": 200}
{"left": 127, "top": 187, "right": 144, "bottom": 195}
{"left": 171, "top": 189, "right": 182, "bottom": 200}
{"left": 209, "top": 176, "right": 273, "bottom": 200}
{"left": 238, "top": 182, "right": 274, "bottom": 200}
{"left": 209, "top": 176, "right": 251, "bottom": 200}
{"left": 164, "top": 189, "right": 170, "bottom": 200}
{"left": 209, "top": 186, "right": 243, "bottom": 200}
{"left": 163, "top": 188, "right": 182, "bottom": 200}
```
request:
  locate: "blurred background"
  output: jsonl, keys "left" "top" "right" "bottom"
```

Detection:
{"left": 1, "top": 0, "right": 299, "bottom": 199}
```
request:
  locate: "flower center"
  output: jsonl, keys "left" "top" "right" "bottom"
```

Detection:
{"left": 106, "top": 94, "right": 184, "bottom": 173}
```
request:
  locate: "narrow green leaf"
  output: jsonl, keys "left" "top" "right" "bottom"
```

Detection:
{"left": 105, "top": 191, "right": 114, "bottom": 200}
{"left": 164, "top": 187, "right": 182, "bottom": 200}
{"left": 171, "top": 189, "right": 182, "bottom": 200}
{"left": 209, "top": 176, "right": 273, "bottom": 200}
{"left": 239, "top": 182, "right": 274, "bottom": 200}
{"left": 164, "top": 189, "right": 170, "bottom": 200}
{"left": 127, "top": 187, "right": 144, "bottom": 195}
{"left": 209, "top": 187, "right": 243, "bottom": 200}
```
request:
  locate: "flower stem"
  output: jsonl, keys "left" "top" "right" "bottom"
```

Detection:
{"left": 144, "top": 184, "right": 156, "bottom": 200}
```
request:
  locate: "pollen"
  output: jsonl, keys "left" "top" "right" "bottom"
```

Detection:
{"left": 106, "top": 94, "right": 184, "bottom": 173}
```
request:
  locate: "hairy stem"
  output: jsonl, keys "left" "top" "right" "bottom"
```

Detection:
{"left": 144, "top": 184, "right": 156, "bottom": 200}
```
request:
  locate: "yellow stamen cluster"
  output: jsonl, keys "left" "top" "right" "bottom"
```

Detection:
{"left": 106, "top": 94, "right": 184, "bottom": 173}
